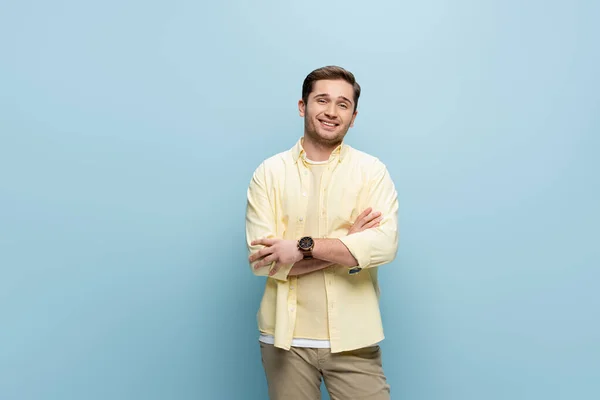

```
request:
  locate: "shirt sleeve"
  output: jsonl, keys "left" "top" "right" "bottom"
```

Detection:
{"left": 245, "top": 162, "right": 294, "bottom": 281}
{"left": 338, "top": 160, "right": 399, "bottom": 270}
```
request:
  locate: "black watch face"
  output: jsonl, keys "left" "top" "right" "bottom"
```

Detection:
{"left": 299, "top": 236, "right": 314, "bottom": 250}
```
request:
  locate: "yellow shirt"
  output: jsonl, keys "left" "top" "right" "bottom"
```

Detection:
{"left": 245, "top": 138, "right": 399, "bottom": 353}
{"left": 294, "top": 160, "right": 329, "bottom": 340}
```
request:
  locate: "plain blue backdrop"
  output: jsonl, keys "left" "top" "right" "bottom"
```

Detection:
{"left": 1, "top": 1, "right": 598, "bottom": 399}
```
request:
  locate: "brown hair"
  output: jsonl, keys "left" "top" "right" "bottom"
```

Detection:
{"left": 302, "top": 66, "right": 361, "bottom": 111}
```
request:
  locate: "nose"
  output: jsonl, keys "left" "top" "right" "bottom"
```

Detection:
{"left": 324, "top": 103, "right": 337, "bottom": 119}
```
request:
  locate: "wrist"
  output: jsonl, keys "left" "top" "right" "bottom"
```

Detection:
{"left": 295, "top": 247, "right": 304, "bottom": 263}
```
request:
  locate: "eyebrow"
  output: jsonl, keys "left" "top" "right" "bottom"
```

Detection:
{"left": 314, "top": 93, "right": 354, "bottom": 106}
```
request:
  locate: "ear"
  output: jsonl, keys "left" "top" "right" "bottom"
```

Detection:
{"left": 298, "top": 99, "right": 306, "bottom": 117}
{"left": 349, "top": 110, "right": 358, "bottom": 128}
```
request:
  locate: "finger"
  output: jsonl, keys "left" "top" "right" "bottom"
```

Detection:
{"left": 363, "top": 216, "right": 383, "bottom": 229}
{"left": 356, "top": 207, "right": 373, "bottom": 222}
{"left": 353, "top": 208, "right": 373, "bottom": 228}
{"left": 269, "top": 262, "right": 282, "bottom": 276}
{"left": 251, "top": 238, "right": 276, "bottom": 247}
{"left": 249, "top": 246, "right": 275, "bottom": 263}
{"left": 365, "top": 211, "right": 382, "bottom": 222}
{"left": 357, "top": 210, "right": 381, "bottom": 226}
{"left": 357, "top": 211, "right": 379, "bottom": 228}
{"left": 250, "top": 247, "right": 275, "bottom": 265}
{"left": 254, "top": 254, "right": 277, "bottom": 269}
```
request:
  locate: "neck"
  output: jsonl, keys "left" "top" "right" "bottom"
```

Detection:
{"left": 302, "top": 135, "right": 340, "bottom": 162}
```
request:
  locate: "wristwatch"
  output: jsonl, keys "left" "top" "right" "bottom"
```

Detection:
{"left": 297, "top": 236, "right": 314, "bottom": 260}
{"left": 348, "top": 266, "right": 362, "bottom": 275}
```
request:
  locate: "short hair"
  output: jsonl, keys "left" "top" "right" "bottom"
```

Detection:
{"left": 302, "top": 66, "right": 361, "bottom": 111}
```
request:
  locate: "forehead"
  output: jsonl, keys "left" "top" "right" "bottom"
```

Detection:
{"left": 309, "top": 79, "right": 354, "bottom": 102}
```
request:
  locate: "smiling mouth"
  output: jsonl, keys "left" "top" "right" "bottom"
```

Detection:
{"left": 319, "top": 120, "right": 339, "bottom": 129}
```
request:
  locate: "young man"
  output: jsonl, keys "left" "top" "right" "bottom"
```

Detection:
{"left": 246, "top": 66, "right": 399, "bottom": 400}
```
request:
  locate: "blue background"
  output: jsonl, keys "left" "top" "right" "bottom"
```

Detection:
{"left": 1, "top": 1, "right": 598, "bottom": 399}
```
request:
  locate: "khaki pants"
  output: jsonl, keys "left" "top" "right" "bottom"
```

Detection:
{"left": 260, "top": 342, "right": 391, "bottom": 400}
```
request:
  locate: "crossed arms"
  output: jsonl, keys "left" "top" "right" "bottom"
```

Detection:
{"left": 249, "top": 208, "right": 382, "bottom": 277}
{"left": 245, "top": 160, "right": 399, "bottom": 281}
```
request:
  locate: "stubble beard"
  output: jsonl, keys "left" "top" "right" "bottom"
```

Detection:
{"left": 304, "top": 117, "right": 349, "bottom": 148}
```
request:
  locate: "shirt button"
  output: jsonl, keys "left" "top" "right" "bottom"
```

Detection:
{"left": 302, "top": 192, "right": 307, "bottom": 197}
{"left": 299, "top": 217, "right": 304, "bottom": 222}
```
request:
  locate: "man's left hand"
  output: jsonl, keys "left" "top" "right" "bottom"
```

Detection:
{"left": 249, "top": 238, "right": 303, "bottom": 275}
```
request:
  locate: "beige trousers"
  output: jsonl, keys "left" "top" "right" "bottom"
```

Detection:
{"left": 259, "top": 342, "right": 391, "bottom": 400}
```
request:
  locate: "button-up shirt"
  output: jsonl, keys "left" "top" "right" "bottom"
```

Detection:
{"left": 245, "top": 138, "right": 399, "bottom": 353}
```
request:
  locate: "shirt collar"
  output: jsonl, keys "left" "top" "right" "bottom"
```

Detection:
{"left": 291, "top": 137, "right": 349, "bottom": 164}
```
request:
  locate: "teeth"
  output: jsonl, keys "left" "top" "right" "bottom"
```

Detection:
{"left": 322, "top": 121, "right": 336, "bottom": 127}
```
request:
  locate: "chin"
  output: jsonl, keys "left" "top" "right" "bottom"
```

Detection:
{"left": 305, "top": 122, "right": 347, "bottom": 146}
{"left": 313, "top": 127, "right": 337, "bottom": 139}
{"left": 316, "top": 134, "right": 344, "bottom": 146}
{"left": 317, "top": 132, "right": 337, "bottom": 141}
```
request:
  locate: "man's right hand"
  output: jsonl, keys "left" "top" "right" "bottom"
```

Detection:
{"left": 348, "top": 207, "right": 382, "bottom": 235}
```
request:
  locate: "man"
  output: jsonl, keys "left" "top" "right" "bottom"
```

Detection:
{"left": 246, "top": 66, "right": 399, "bottom": 399}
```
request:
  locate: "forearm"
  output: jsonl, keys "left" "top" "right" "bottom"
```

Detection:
{"left": 271, "top": 238, "right": 355, "bottom": 276}
{"left": 338, "top": 227, "right": 398, "bottom": 270}
{"left": 311, "top": 238, "right": 358, "bottom": 267}
{"left": 335, "top": 163, "right": 399, "bottom": 270}
{"left": 288, "top": 259, "right": 334, "bottom": 276}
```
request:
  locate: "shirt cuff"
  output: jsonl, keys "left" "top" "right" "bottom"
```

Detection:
{"left": 338, "top": 234, "right": 371, "bottom": 270}
{"left": 268, "top": 262, "right": 294, "bottom": 282}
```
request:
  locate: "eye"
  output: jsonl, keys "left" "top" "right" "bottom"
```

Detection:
{"left": 317, "top": 99, "right": 327, "bottom": 104}
{"left": 339, "top": 103, "right": 348, "bottom": 109}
